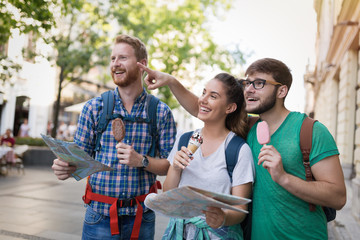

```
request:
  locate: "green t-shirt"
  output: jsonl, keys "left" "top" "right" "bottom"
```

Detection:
{"left": 247, "top": 112, "right": 339, "bottom": 240}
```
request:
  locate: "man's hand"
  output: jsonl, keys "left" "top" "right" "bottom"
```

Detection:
{"left": 258, "top": 145, "right": 287, "bottom": 183}
{"left": 116, "top": 142, "right": 143, "bottom": 167}
{"left": 51, "top": 158, "right": 76, "bottom": 180}
{"left": 137, "top": 62, "right": 176, "bottom": 90}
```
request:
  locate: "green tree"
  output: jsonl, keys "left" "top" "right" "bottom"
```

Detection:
{"left": 108, "top": 0, "right": 245, "bottom": 108}
{"left": 48, "top": 0, "right": 111, "bottom": 137}
{"left": 0, "top": 0, "right": 55, "bottom": 82}
{"left": 0, "top": 0, "right": 106, "bottom": 136}
{"left": 2, "top": 0, "right": 246, "bottom": 137}
{"left": 0, "top": 0, "right": 54, "bottom": 44}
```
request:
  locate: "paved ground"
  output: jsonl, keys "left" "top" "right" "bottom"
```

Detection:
{"left": 0, "top": 166, "right": 360, "bottom": 240}
{"left": 0, "top": 166, "right": 169, "bottom": 240}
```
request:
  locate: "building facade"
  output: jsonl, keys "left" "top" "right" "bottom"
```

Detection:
{"left": 305, "top": 0, "right": 360, "bottom": 220}
{"left": 0, "top": 30, "right": 57, "bottom": 137}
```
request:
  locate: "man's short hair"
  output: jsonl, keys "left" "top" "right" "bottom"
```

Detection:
{"left": 115, "top": 34, "right": 148, "bottom": 61}
{"left": 245, "top": 58, "right": 293, "bottom": 90}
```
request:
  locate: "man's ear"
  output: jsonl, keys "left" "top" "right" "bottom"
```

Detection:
{"left": 139, "top": 59, "right": 147, "bottom": 66}
{"left": 226, "top": 103, "right": 237, "bottom": 114}
{"left": 277, "top": 85, "right": 288, "bottom": 99}
{"left": 139, "top": 59, "right": 147, "bottom": 77}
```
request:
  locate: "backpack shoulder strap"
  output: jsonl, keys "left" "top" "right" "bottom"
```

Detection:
{"left": 300, "top": 116, "right": 317, "bottom": 179}
{"left": 178, "top": 131, "right": 194, "bottom": 151}
{"left": 146, "top": 94, "right": 160, "bottom": 157}
{"left": 94, "top": 90, "right": 115, "bottom": 155}
{"left": 248, "top": 116, "right": 260, "bottom": 129}
{"left": 225, "top": 135, "right": 246, "bottom": 182}
{"left": 300, "top": 116, "right": 317, "bottom": 211}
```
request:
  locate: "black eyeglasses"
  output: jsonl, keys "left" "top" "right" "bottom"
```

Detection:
{"left": 239, "top": 78, "right": 282, "bottom": 90}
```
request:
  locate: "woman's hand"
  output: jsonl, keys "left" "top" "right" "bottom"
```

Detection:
{"left": 172, "top": 146, "right": 193, "bottom": 170}
{"left": 137, "top": 62, "right": 177, "bottom": 90}
{"left": 203, "top": 207, "right": 226, "bottom": 229}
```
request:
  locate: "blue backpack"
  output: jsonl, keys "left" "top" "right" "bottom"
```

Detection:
{"left": 177, "top": 131, "right": 251, "bottom": 239}
{"left": 93, "top": 90, "right": 160, "bottom": 158}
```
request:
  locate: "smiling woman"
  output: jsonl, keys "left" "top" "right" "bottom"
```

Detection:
{"left": 137, "top": 64, "right": 255, "bottom": 239}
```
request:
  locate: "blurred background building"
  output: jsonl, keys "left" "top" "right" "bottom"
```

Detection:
{"left": 0, "top": 31, "right": 110, "bottom": 138}
{"left": 304, "top": 0, "right": 360, "bottom": 220}
{"left": 0, "top": 30, "right": 57, "bottom": 137}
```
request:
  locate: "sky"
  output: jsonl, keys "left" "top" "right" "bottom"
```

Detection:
{"left": 208, "top": 0, "right": 317, "bottom": 112}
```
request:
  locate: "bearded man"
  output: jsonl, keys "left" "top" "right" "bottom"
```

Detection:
{"left": 51, "top": 34, "right": 176, "bottom": 240}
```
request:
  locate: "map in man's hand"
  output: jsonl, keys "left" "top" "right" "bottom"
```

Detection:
{"left": 144, "top": 186, "right": 251, "bottom": 219}
{"left": 41, "top": 134, "right": 113, "bottom": 181}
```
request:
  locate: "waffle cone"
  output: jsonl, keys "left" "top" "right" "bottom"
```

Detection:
{"left": 187, "top": 144, "right": 200, "bottom": 154}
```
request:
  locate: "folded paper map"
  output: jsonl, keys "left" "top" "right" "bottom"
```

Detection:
{"left": 41, "top": 134, "right": 113, "bottom": 181}
{"left": 144, "top": 186, "right": 251, "bottom": 219}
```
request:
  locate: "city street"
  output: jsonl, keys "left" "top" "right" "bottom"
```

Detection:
{"left": 0, "top": 166, "right": 360, "bottom": 240}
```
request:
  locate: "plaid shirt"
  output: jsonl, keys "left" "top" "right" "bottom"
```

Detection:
{"left": 75, "top": 88, "right": 176, "bottom": 216}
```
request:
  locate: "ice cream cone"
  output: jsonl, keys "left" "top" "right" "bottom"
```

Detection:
{"left": 188, "top": 143, "right": 200, "bottom": 154}
{"left": 187, "top": 131, "right": 203, "bottom": 156}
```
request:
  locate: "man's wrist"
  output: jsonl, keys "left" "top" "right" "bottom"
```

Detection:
{"left": 141, "top": 155, "right": 149, "bottom": 168}
{"left": 277, "top": 172, "right": 290, "bottom": 187}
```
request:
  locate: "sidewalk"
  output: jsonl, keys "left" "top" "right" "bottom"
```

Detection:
{"left": 0, "top": 167, "right": 169, "bottom": 240}
{"left": 0, "top": 167, "right": 359, "bottom": 240}
{"left": 328, "top": 179, "right": 360, "bottom": 240}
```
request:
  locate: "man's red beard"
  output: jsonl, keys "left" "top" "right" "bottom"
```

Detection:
{"left": 111, "top": 67, "right": 140, "bottom": 87}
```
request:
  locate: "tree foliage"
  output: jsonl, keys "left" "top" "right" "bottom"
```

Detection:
{"left": 0, "top": 0, "right": 55, "bottom": 83}
{"left": 2, "top": 0, "right": 246, "bottom": 135}
{"left": 48, "top": 0, "right": 111, "bottom": 136}
{"left": 0, "top": 0, "right": 54, "bottom": 44}
{"left": 107, "top": 0, "right": 243, "bottom": 108}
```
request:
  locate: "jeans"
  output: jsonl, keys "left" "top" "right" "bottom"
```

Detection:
{"left": 82, "top": 206, "right": 155, "bottom": 240}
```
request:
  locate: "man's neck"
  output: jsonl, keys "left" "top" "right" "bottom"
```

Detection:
{"left": 117, "top": 81, "right": 143, "bottom": 114}
{"left": 259, "top": 105, "right": 290, "bottom": 135}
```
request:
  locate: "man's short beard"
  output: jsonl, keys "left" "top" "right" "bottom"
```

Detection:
{"left": 248, "top": 88, "right": 277, "bottom": 114}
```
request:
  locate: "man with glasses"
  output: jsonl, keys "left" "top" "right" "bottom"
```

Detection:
{"left": 241, "top": 58, "right": 345, "bottom": 239}
{"left": 137, "top": 57, "right": 346, "bottom": 239}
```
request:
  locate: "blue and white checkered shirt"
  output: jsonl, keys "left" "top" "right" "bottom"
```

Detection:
{"left": 74, "top": 88, "right": 176, "bottom": 216}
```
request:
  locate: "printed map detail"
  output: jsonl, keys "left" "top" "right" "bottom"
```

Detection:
{"left": 41, "top": 134, "right": 113, "bottom": 181}
{"left": 144, "top": 186, "right": 251, "bottom": 219}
